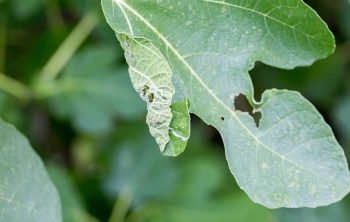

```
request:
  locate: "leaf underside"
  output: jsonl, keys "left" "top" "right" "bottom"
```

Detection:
{"left": 102, "top": 0, "right": 350, "bottom": 208}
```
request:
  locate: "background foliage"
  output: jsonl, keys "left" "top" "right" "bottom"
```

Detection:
{"left": 0, "top": 0, "right": 349, "bottom": 221}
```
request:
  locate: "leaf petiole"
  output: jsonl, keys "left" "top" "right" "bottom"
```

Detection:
{"left": 108, "top": 189, "right": 133, "bottom": 222}
{"left": 0, "top": 72, "right": 32, "bottom": 101}
{"left": 39, "top": 9, "right": 100, "bottom": 82}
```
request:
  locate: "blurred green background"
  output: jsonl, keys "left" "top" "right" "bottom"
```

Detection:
{"left": 0, "top": 0, "right": 349, "bottom": 221}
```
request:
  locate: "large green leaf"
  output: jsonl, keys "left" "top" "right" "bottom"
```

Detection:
{"left": 0, "top": 119, "right": 61, "bottom": 222}
{"left": 101, "top": 0, "right": 350, "bottom": 208}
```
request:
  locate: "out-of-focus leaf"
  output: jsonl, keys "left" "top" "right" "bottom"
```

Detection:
{"left": 276, "top": 200, "right": 350, "bottom": 222}
{"left": 103, "top": 123, "right": 223, "bottom": 213}
{"left": 48, "top": 164, "right": 98, "bottom": 222}
{"left": 126, "top": 128, "right": 273, "bottom": 222}
{"left": 140, "top": 194, "right": 272, "bottom": 222}
{"left": 10, "top": 0, "right": 41, "bottom": 19}
{"left": 338, "top": 0, "right": 350, "bottom": 39}
{"left": 102, "top": 123, "right": 270, "bottom": 222}
{"left": 0, "top": 119, "right": 61, "bottom": 222}
{"left": 169, "top": 156, "right": 225, "bottom": 205}
{"left": 334, "top": 93, "right": 350, "bottom": 140}
{"left": 46, "top": 45, "right": 145, "bottom": 135}
{"left": 104, "top": 132, "right": 177, "bottom": 205}
{"left": 71, "top": 137, "right": 98, "bottom": 173}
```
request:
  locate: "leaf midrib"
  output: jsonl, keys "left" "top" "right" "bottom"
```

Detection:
{"left": 116, "top": 0, "right": 338, "bottom": 184}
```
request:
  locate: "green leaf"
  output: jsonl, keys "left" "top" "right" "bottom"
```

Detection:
{"left": 118, "top": 34, "right": 190, "bottom": 156}
{"left": 45, "top": 45, "right": 145, "bottom": 135}
{"left": 0, "top": 119, "right": 61, "bottom": 222}
{"left": 164, "top": 99, "right": 190, "bottom": 156}
{"left": 102, "top": 0, "right": 350, "bottom": 208}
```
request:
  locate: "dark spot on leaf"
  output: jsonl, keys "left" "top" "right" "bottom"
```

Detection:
{"left": 221, "top": 116, "right": 225, "bottom": 121}
{"left": 156, "top": 119, "right": 166, "bottom": 125}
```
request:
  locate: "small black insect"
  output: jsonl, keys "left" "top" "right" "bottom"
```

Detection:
{"left": 221, "top": 116, "right": 225, "bottom": 121}
{"left": 148, "top": 93, "right": 155, "bottom": 103}
{"left": 142, "top": 85, "right": 150, "bottom": 96}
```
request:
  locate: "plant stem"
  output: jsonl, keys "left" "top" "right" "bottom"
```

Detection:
{"left": 108, "top": 191, "right": 133, "bottom": 222}
{"left": 40, "top": 10, "right": 99, "bottom": 82}
{"left": 127, "top": 203, "right": 158, "bottom": 222}
{"left": 0, "top": 73, "right": 32, "bottom": 101}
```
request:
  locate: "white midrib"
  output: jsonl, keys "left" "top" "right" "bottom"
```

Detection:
{"left": 117, "top": 1, "right": 335, "bottom": 181}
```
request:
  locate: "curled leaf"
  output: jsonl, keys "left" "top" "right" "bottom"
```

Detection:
{"left": 118, "top": 34, "right": 190, "bottom": 156}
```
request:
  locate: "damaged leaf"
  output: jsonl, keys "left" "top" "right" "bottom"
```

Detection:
{"left": 102, "top": 0, "right": 350, "bottom": 208}
{"left": 118, "top": 34, "right": 190, "bottom": 156}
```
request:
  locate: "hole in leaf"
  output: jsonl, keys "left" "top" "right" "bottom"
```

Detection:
{"left": 234, "top": 94, "right": 261, "bottom": 127}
